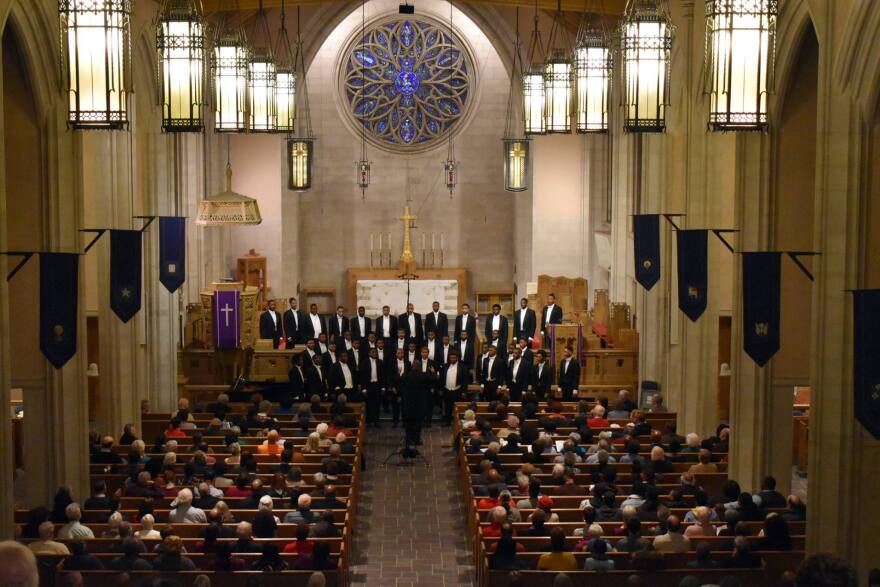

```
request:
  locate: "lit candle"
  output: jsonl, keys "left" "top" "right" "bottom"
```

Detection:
{"left": 440, "top": 232, "right": 444, "bottom": 250}
{"left": 422, "top": 233, "right": 426, "bottom": 251}
{"left": 370, "top": 233, "right": 374, "bottom": 253}
{"left": 431, "top": 232, "right": 435, "bottom": 251}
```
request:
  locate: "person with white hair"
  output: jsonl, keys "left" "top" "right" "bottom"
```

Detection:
{"left": 28, "top": 521, "right": 70, "bottom": 555}
{"left": 684, "top": 506, "right": 716, "bottom": 538}
{"left": 0, "top": 541, "right": 39, "bottom": 587}
{"left": 101, "top": 511, "right": 124, "bottom": 538}
{"left": 588, "top": 404, "right": 609, "bottom": 428}
{"left": 284, "top": 493, "right": 316, "bottom": 524}
{"left": 315, "top": 422, "right": 333, "bottom": 448}
{"left": 170, "top": 488, "right": 207, "bottom": 523}
{"left": 162, "top": 451, "right": 177, "bottom": 468}
{"left": 304, "top": 431, "right": 324, "bottom": 453}
{"left": 135, "top": 514, "right": 161, "bottom": 539}
{"left": 165, "top": 439, "right": 179, "bottom": 453}
{"left": 683, "top": 433, "right": 702, "bottom": 453}
{"left": 586, "top": 448, "right": 616, "bottom": 465}
{"left": 259, "top": 494, "right": 281, "bottom": 524}
{"left": 58, "top": 503, "right": 94, "bottom": 539}
{"left": 497, "top": 414, "right": 521, "bottom": 439}
{"left": 648, "top": 445, "right": 674, "bottom": 474}
{"left": 483, "top": 506, "right": 508, "bottom": 537}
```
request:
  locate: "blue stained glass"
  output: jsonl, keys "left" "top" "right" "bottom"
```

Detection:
{"left": 343, "top": 18, "right": 470, "bottom": 148}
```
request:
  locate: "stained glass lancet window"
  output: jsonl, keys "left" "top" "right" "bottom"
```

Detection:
{"left": 341, "top": 18, "right": 472, "bottom": 149}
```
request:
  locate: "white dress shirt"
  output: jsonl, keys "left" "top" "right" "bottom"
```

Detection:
{"left": 407, "top": 313, "right": 416, "bottom": 334}
{"left": 545, "top": 304, "right": 556, "bottom": 324}
{"left": 397, "top": 359, "right": 406, "bottom": 375}
{"left": 486, "top": 356, "right": 496, "bottom": 381}
{"left": 492, "top": 314, "right": 501, "bottom": 332}
{"left": 369, "top": 359, "right": 378, "bottom": 382}
{"left": 519, "top": 309, "right": 525, "bottom": 329}
{"left": 397, "top": 338, "right": 406, "bottom": 351}
{"left": 310, "top": 313, "right": 323, "bottom": 334}
{"left": 427, "top": 339, "right": 436, "bottom": 360}
{"left": 381, "top": 316, "right": 391, "bottom": 337}
{"left": 269, "top": 311, "right": 278, "bottom": 326}
{"left": 445, "top": 363, "right": 459, "bottom": 389}
{"left": 511, "top": 358, "right": 521, "bottom": 382}
{"left": 460, "top": 314, "right": 469, "bottom": 332}
{"left": 340, "top": 363, "right": 353, "bottom": 388}
{"left": 357, "top": 316, "right": 366, "bottom": 335}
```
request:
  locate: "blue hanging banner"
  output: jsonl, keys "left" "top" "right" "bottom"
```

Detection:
{"left": 633, "top": 214, "right": 661, "bottom": 290}
{"left": 853, "top": 289, "right": 880, "bottom": 439}
{"left": 110, "top": 229, "right": 143, "bottom": 323}
{"left": 40, "top": 253, "right": 79, "bottom": 369}
{"left": 742, "top": 252, "right": 781, "bottom": 367}
{"left": 159, "top": 216, "right": 186, "bottom": 293}
{"left": 677, "top": 229, "right": 708, "bottom": 322}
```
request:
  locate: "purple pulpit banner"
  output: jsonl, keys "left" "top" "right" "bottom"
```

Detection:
{"left": 213, "top": 290, "right": 241, "bottom": 349}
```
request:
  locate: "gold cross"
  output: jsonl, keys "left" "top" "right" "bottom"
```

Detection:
{"left": 399, "top": 199, "right": 417, "bottom": 263}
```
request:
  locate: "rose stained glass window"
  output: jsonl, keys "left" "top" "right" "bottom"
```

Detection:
{"left": 342, "top": 18, "right": 471, "bottom": 149}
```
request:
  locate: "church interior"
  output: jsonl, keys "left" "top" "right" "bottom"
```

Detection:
{"left": 0, "top": 0, "right": 879, "bottom": 585}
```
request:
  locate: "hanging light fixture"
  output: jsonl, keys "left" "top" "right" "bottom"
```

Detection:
{"left": 197, "top": 137, "right": 262, "bottom": 225}
{"left": 157, "top": 0, "right": 205, "bottom": 132}
{"left": 574, "top": 15, "right": 611, "bottom": 133}
{"left": 522, "top": 1, "right": 545, "bottom": 135}
{"left": 543, "top": 1, "right": 573, "bottom": 134}
{"left": 355, "top": 0, "right": 370, "bottom": 197}
{"left": 503, "top": 9, "right": 531, "bottom": 192}
{"left": 212, "top": 5, "right": 249, "bottom": 132}
{"left": 288, "top": 7, "right": 314, "bottom": 191}
{"left": 249, "top": 0, "right": 277, "bottom": 132}
{"left": 706, "top": 0, "right": 776, "bottom": 131}
{"left": 59, "top": 0, "right": 131, "bottom": 129}
{"left": 443, "top": 0, "right": 458, "bottom": 197}
{"left": 274, "top": 0, "right": 296, "bottom": 134}
{"left": 620, "top": 0, "right": 674, "bottom": 132}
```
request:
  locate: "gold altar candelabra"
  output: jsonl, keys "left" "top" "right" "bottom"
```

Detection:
{"left": 420, "top": 232, "right": 445, "bottom": 268}
{"left": 370, "top": 231, "right": 393, "bottom": 267}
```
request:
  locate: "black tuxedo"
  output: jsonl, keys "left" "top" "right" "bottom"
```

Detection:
{"left": 438, "top": 344, "right": 453, "bottom": 366}
{"left": 480, "top": 355, "right": 506, "bottom": 401}
{"left": 507, "top": 357, "right": 530, "bottom": 401}
{"left": 457, "top": 339, "right": 476, "bottom": 372}
{"left": 375, "top": 314, "right": 398, "bottom": 340}
{"left": 398, "top": 312, "right": 424, "bottom": 347}
{"left": 454, "top": 314, "right": 477, "bottom": 342}
{"left": 329, "top": 361, "right": 357, "bottom": 397}
{"left": 259, "top": 310, "right": 283, "bottom": 348}
{"left": 531, "top": 361, "right": 553, "bottom": 399}
{"left": 411, "top": 359, "right": 438, "bottom": 426}
{"left": 402, "top": 367, "right": 434, "bottom": 444}
{"left": 558, "top": 357, "right": 581, "bottom": 401}
{"left": 540, "top": 304, "right": 564, "bottom": 335}
{"left": 519, "top": 347, "right": 534, "bottom": 365}
{"left": 288, "top": 365, "right": 307, "bottom": 400}
{"left": 387, "top": 357, "right": 410, "bottom": 426}
{"left": 348, "top": 346, "right": 365, "bottom": 374}
{"left": 483, "top": 313, "right": 510, "bottom": 346}
{"left": 322, "top": 351, "right": 338, "bottom": 367}
{"left": 439, "top": 361, "right": 470, "bottom": 425}
{"left": 303, "top": 313, "right": 327, "bottom": 340}
{"left": 283, "top": 308, "right": 306, "bottom": 345}
{"left": 424, "top": 311, "right": 449, "bottom": 339}
{"left": 360, "top": 357, "right": 385, "bottom": 424}
{"left": 350, "top": 315, "right": 372, "bottom": 340}
{"left": 328, "top": 315, "right": 350, "bottom": 342}
{"left": 305, "top": 363, "right": 327, "bottom": 397}
{"left": 514, "top": 308, "right": 537, "bottom": 342}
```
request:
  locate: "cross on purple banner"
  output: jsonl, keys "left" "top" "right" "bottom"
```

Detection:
{"left": 213, "top": 290, "right": 241, "bottom": 349}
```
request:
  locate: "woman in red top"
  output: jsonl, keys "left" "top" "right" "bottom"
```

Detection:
{"left": 165, "top": 418, "right": 187, "bottom": 438}
{"left": 282, "top": 523, "right": 314, "bottom": 555}
{"left": 223, "top": 474, "right": 253, "bottom": 498}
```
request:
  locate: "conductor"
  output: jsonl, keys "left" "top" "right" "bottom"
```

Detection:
{"left": 402, "top": 359, "right": 435, "bottom": 447}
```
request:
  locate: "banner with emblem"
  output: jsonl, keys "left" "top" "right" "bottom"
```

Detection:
{"left": 110, "top": 230, "right": 143, "bottom": 323}
{"left": 742, "top": 252, "right": 781, "bottom": 366}
{"left": 158, "top": 216, "right": 186, "bottom": 293}
{"left": 633, "top": 214, "right": 661, "bottom": 290}
{"left": 40, "top": 253, "right": 79, "bottom": 369}
{"left": 853, "top": 289, "right": 880, "bottom": 439}
{"left": 213, "top": 290, "right": 241, "bottom": 349}
{"left": 676, "top": 229, "right": 708, "bottom": 321}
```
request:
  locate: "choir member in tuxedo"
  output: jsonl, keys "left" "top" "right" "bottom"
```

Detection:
{"left": 454, "top": 303, "right": 476, "bottom": 342}
{"left": 393, "top": 328, "right": 409, "bottom": 355}
{"left": 340, "top": 330, "right": 354, "bottom": 353}
{"left": 439, "top": 335, "right": 453, "bottom": 366}
{"left": 351, "top": 306, "right": 372, "bottom": 341}
{"left": 483, "top": 304, "right": 509, "bottom": 347}
{"left": 406, "top": 342, "right": 418, "bottom": 369}
{"left": 402, "top": 359, "right": 434, "bottom": 446}
{"left": 479, "top": 345, "right": 505, "bottom": 402}
{"left": 329, "top": 306, "right": 350, "bottom": 343}
{"left": 516, "top": 338, "right": 534, "bottom": 365}
{"left": 375, "top": 338, "right": 387, "bottom": 363}
{"left": 322, "top": 340, "right": 338, "bottom": 367}
{"left": 506, "top": 347, "right": 530, "bottom": 402}
{"left": 375, "top": 305, "right": 398, "bottom": 343}
{"left": 424, "top": 330, "right": 439, "bottom": 364}
{"left": 488, "top": 330, "right": 506, "bottom": 361}
{"left": 329, "top": 350, "right": 357, "bottom": 401}
{"left": 456, "top": 330, "right": 476, "bottom": 376}
{"left": 259, "top": 300, "right": 283, "bottom": 348}
{"left": 424, "top": 300, "right": 449, "bottom": 340}
{"left": 305, "top": 303, "right": 327, "bottom": 340}
{"left": 475, "top": 346, "right": 491, "bottom": 386}
{"left": 349, "top": 338, "right": 364, "bottom": 373}
{"left": 361, "top": 347, "right": 385, "bottom": 428}
{"left": 284, "top": 297, "right": 306, "bottom": 346}
{"left": 540, "top": 293, "right": 564, "bottom": 339}
{"left": 557, "top": 345, "right": 581, "bottom": 401}
{"left": 531, "top": 350, "right": 552, "bottom": 401}
{"left": 306, "top": 355, "right": 328, "bottom": 398}
{"left": 439, "top": 350, "right": 469, "bottom": 426}
{"left": 387, "top": 348, "right": 409, "bottom": 428}
{"left": 288, "top": 353, "right": 308, "bottom": 401}
{"left": 398, "top": 303, "right": 424, "bottom": 348}
{"left": 304, "top": 339, "right": 319, "bottom": 361}
{"left": 514, "top": 298, "right": 537, "bottom": 344}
